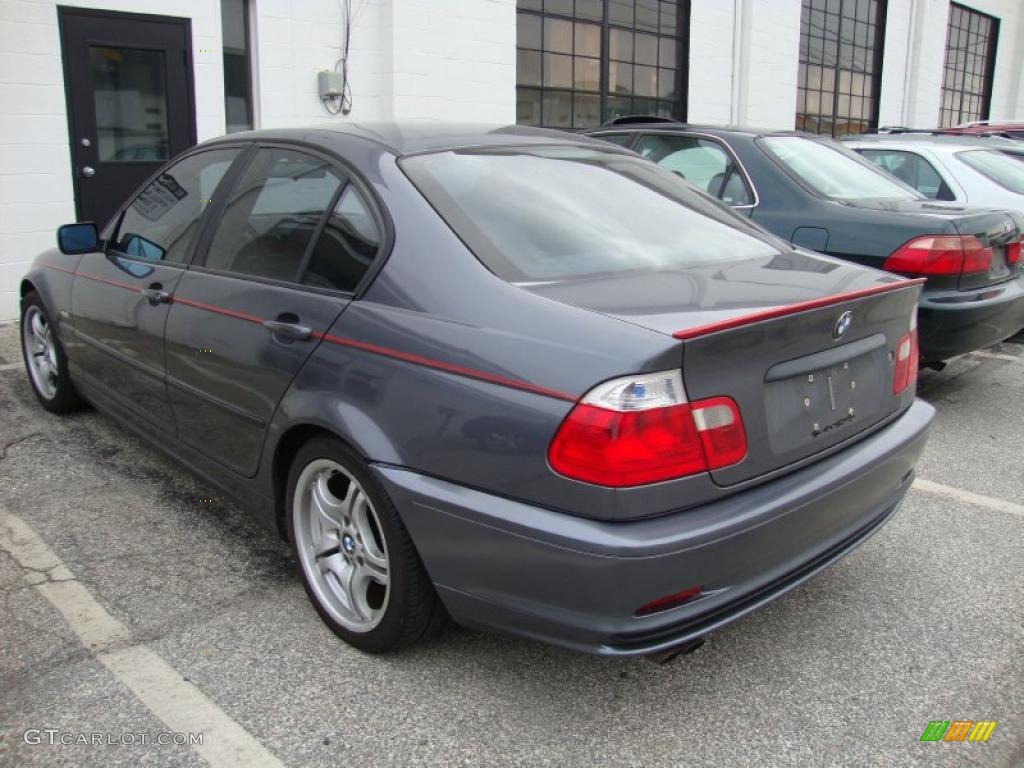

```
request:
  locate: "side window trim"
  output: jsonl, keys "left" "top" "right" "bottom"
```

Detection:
{"left": 107, "top": 143, "right": 252, "bottom": 268}
{"left": 667, "top": 132, "right": 759, "bottom": 209}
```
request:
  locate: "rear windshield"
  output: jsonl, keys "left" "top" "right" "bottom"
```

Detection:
{"left": 958, "top": 149, "right": 1024, "bottom": 194}
{"left": 400, "top": 146, "right": 782, "bottom": 283}
{"left": 762, "top": 136, "right": 920, "bottom": 201}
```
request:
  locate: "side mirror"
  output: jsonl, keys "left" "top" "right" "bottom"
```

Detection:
{"left": 57, "top": 222, "right": 100, "bottom": 255}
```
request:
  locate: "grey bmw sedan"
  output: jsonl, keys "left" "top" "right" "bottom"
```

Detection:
{"left": 20, "top": 123, "right": 933, "bottom": 657}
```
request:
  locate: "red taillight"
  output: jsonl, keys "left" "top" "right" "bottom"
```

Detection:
{"left": 691, "top": 396, "right": 747, "bottom": 470}
{"left": 1007, "top": 239, "right": 1021, "bottom": 265}
{"left": 547, "top": 403, "right": 706, "bottom": 486}
{"left": 884, "top": 235, "right": 993, "bottom": 276}
{"left": 635, "top": 585, "right": 704, "bottom": 616}
{"left": 892, "top": 329, "right": 919, "bottom": 394}
{"left": 547, "top": 373, "right": 747, "bottom": 487}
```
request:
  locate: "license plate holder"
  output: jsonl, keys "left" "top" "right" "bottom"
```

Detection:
{"left": 764, "top": 349, "right": 886, "bottom": 455}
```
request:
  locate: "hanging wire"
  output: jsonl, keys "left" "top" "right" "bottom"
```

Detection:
{"left": 323, "top": 0, "right": 358, "bottom": 115}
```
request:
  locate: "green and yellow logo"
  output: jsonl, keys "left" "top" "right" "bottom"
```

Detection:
{"left": 920, "top": 720, "right": 997, "bottom": 742}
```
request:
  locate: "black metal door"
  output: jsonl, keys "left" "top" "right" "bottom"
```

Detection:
{"left": 59, "top": 8, "right": 196, "bottom": 227}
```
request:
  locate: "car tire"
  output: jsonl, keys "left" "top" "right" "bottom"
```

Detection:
{"left": 20, "top": 291, "right": 88, "bottom": 414}
{"left": 287, "top": 435, "right": 445, "bottom": 652}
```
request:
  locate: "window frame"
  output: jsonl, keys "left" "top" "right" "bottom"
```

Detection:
{"left": 938, "top": 3, "right": 999, "bottom": 129}
{"left": 515, "top": 1, "right": 691, "bottom": 129}
{"left": 188, "top": 141, "right": 391, "bottom": 299}
{"left": 796, "top": 0, "right": 888, "bottom": 138}
{"left": 105, "top": 143, "right": 250, "bottom": 269}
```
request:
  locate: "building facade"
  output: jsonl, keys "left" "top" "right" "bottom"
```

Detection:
{"left": 1, "top": 0, "right": 1023, "bottom": 319}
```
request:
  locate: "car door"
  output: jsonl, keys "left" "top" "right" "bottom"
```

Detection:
{"left": 633, "top": 133, "right": 757, "bottom": 216}
{"left": 164, "top": 144, "right": 384, "bottom": 476}
{"left": 69, "top": 146, "right": 243, "bottom": 432}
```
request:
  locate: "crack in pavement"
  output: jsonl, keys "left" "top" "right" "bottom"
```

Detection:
{"left": 0, "top": 432, "right": 42, "bottom": 462}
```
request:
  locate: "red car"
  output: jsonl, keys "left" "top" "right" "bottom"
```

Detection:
{"left": 942, "top": 121, "right": 1024, "bottom": 140}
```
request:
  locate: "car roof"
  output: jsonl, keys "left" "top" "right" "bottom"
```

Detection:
{"left": 203, "top": 121, "right": 618, "bottom": 156}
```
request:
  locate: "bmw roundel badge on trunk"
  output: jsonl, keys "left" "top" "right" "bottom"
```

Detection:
{"left": 833, "top": 311, "right": 853, "bottom": 339}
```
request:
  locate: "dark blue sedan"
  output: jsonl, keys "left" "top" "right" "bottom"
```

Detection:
{"left": 586, "top": 119, "right": 1024, "bottom": 364}
{"left": 21, "top": 124, "right": 933, "bottom": 657}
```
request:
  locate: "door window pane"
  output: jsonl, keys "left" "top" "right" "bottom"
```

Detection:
{"left": 302, "top": 185, "right": 381, "bottom": 292}
{"left": 90, "top": 46, "right": 169, "bottom": 162}
{"left": 112, "top": 148, "right": 239, "bottom": 262}
{"left": 203, "top": 148, "right": 342, "bottom": 282}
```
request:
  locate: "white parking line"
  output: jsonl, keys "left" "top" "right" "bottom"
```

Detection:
{"left": 0, "top": 508, "right": 284, "bottom": 768}
{"left": 913, "top": 478, "right": 1024, "bottom": 519}
{"left": 0, "top": 362, "right": 22, "bottom": 372}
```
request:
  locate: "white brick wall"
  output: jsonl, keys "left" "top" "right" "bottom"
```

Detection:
{"left": 879, "top": 0, "right": 1024, "bottom": 128}
{"left": 0, "top": 0, "right": 224, "bottom": 321}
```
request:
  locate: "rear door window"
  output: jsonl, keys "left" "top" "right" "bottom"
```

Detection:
{"left": 957, "top": 150, "right": 1024, "bottom": 194}
{"left": 111, "top": 148, "right": 240, "bottom": 263}
{"left": 201, "top": 147, "right": 342, "bottom": 282}
{"left": 857, "top": 149, "right": 957, "bottom": 200}
{"left": 634, "top": 134, "right": 753, "bottom": 206}
{"left": 761, "top": 136, "right": 920, "bottom": 201}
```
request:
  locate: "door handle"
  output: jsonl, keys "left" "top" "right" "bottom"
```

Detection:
{"left": 141, "top": 284, "right": 171, "bottom": 304}
{"left": 81, "top": 166, "right": 95, "bottom": 178}
{"left": 263, "top": 319, "right": 312, "bottom": 341}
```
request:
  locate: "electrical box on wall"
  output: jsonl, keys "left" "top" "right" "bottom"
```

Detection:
{"left": 318, "top": 70, "right": 344, "bottom": 100}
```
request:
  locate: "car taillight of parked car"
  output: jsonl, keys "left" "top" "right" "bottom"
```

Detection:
{"left": 547, "top": 371, "right": 746, "bottom": 487}
{"left": 892, "top": 309, "right": 919, "bottom": 395}
{"left": 884, "top": 235, "right": 993, "bottom": 276}
{"left": 1007, "top": 238, "right": 1021, "bottom": 265}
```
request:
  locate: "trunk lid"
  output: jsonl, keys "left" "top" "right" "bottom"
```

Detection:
{"left": 841, "top": 198, "right": 1022, "bottom": 290}
{"left": 524, "top": 252, "right": 922, "bottom": 485}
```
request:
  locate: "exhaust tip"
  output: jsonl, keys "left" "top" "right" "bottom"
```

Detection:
{"left": 645, "top": 637, "right": 706, "bottom": 665}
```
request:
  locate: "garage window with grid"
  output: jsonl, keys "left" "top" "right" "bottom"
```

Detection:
{"left": 939, "top": 4, "right": 999, "bottom": 128}
{"left": 797, "top": 0, "right": 886, "bottom": 137}
{"left": 516, "top": 0, "right": 689, "bottom": 129}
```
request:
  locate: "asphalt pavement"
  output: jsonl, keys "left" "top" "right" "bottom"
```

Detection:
{"left": 0, "top": 322, "right": 1021, "bottom": 768}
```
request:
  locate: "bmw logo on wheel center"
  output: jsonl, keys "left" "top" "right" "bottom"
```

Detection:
{"left": 833, "top": 311, "right": 853, "bottom": 339}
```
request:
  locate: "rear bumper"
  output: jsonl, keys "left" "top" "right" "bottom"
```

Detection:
{"left": 918, "top": 276, "right": 1024, "bottom": 361}
{"left": 375, "top": 399, "right": 935, "bottom": 656}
